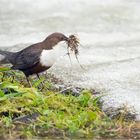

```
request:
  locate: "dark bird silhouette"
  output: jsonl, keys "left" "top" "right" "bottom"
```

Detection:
{"left": 0, "top": 32, "right": 68, "bottom": 86}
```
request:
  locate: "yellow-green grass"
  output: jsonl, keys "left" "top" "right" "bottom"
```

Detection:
{"left": 0, "top": 67, "right": 138, "bottom": 139}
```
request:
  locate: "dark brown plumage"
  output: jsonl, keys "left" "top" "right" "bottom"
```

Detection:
{"left": 0, "top": 32, "right": 68, "bottom": 86}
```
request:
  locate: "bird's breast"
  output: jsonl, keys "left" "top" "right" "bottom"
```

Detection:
{"left": 40, "top": 49, "right": 57, "bottom": 67}
{"left": 40, "top": 45, "right": 65, "bottom": 67}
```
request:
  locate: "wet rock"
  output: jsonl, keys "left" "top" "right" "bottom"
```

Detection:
{"left": 104, "top": 105, "right": 137, "bottom": 121}
{"left": 60, "top": 86, "right": 82, "bottom": 96}
{"left": 13, "top": 113, "right": 39, "bottom": 124}
{"left": 131, "top": 122, "right": 140, "bottom": 139}
{"left": 53, "top": 84, "right": 83, "bottom": 96}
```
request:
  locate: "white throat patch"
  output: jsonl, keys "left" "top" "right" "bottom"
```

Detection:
{"left": 40, "top": 42, "right": 66, "bottom": 67}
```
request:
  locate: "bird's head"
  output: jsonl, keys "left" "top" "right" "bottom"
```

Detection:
{"left": 44, "top": 32, "right": 68, "bottom": 48}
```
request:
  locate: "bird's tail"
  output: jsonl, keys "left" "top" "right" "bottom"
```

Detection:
{"left": 0, "top": 50, "right": 13, "bottom": 64}
{"left": 0, "top": 50, "right": 12, "bottom": 56}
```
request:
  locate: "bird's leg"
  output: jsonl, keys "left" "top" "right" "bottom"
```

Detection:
{"left": 26, "top": 76, "right": 32, "bottom": 87}
{"left": 11, "top": 75, "right": 15, "bottom": 83}
{"left": 1, "top": 72, "right": 5, "bottom": 82}
{"left": 36, "top": 73, "right": 44, "bottom": 87}
{"left": 36, "top": 73, "right": 40, "bottom": 80}
{"left": 37, "top": 73, "right": 50, "bottom": 91}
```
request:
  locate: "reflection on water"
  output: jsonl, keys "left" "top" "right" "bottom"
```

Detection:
{"left": 1, "top": 0, "right": 140, "bottom": 119}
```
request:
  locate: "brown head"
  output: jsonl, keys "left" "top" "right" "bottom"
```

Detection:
{"left": 43, "top": 32, "right": 68, "bottom": 49}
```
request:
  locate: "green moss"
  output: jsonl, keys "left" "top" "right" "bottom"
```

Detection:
{"left": 0, "top": 68, "right": 136, "bottom": 139}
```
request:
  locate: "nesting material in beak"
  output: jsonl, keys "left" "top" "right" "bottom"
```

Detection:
{"left": 67, "top": 35, "right": 79, "bottom": 55}
{"left": 65, "top": 34, "right": 84, "bottom": 69}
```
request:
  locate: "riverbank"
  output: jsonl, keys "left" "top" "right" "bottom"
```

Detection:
{"left": 0, "top": 67, "right": 139, "bottom": 139}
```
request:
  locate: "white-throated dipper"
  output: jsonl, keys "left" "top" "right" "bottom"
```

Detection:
{"left": 0, "top": 32, "right": 69, "bottom": 86}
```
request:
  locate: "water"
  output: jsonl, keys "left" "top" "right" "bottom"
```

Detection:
{"left": 1, "top": 0, "right": 140, "bottom": 119}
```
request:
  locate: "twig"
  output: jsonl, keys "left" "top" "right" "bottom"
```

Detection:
{"left": 75, "top": 54, "right": 85, "bottom": 70}
{"left": 67, "top": 47, "right": 72, "bottom": 66}
{"left": 59, "top": 86, "right": 72, "bottom": 93}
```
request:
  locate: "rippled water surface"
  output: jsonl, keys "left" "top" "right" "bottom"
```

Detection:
{"left": 1, "top": 0, "right": 140, "bottom": 119}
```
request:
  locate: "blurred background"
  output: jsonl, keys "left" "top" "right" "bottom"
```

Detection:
{"left": 1, "top": 0, "right": 140, "bottom": 119}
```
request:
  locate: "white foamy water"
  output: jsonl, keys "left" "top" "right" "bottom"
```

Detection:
{"left": 1, "top": 0, "right": 140, "bottom": 119}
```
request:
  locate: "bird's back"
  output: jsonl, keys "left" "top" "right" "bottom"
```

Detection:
{"left": 11, "top": 43, "right": 44, "bottom": 70}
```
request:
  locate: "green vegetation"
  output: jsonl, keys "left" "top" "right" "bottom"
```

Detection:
{"left": 0, "top": 67, "right": 138, "bottom": 139}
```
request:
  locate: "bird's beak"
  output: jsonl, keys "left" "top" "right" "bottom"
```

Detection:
{"left": 63, "top": 36, "right": 69, "bottom": 41}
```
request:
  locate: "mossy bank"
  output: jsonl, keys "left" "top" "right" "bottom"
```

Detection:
{"left": 0, "top": 67, "right": 139, "bottom": 139}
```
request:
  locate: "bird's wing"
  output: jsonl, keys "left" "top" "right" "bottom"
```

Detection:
{"left": 13, "top": 46, "right": 42, "bottom": 70}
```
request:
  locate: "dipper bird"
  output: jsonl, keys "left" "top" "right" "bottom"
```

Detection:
{"left": 0, "top": 32, "right": 69, "bottom": 86}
